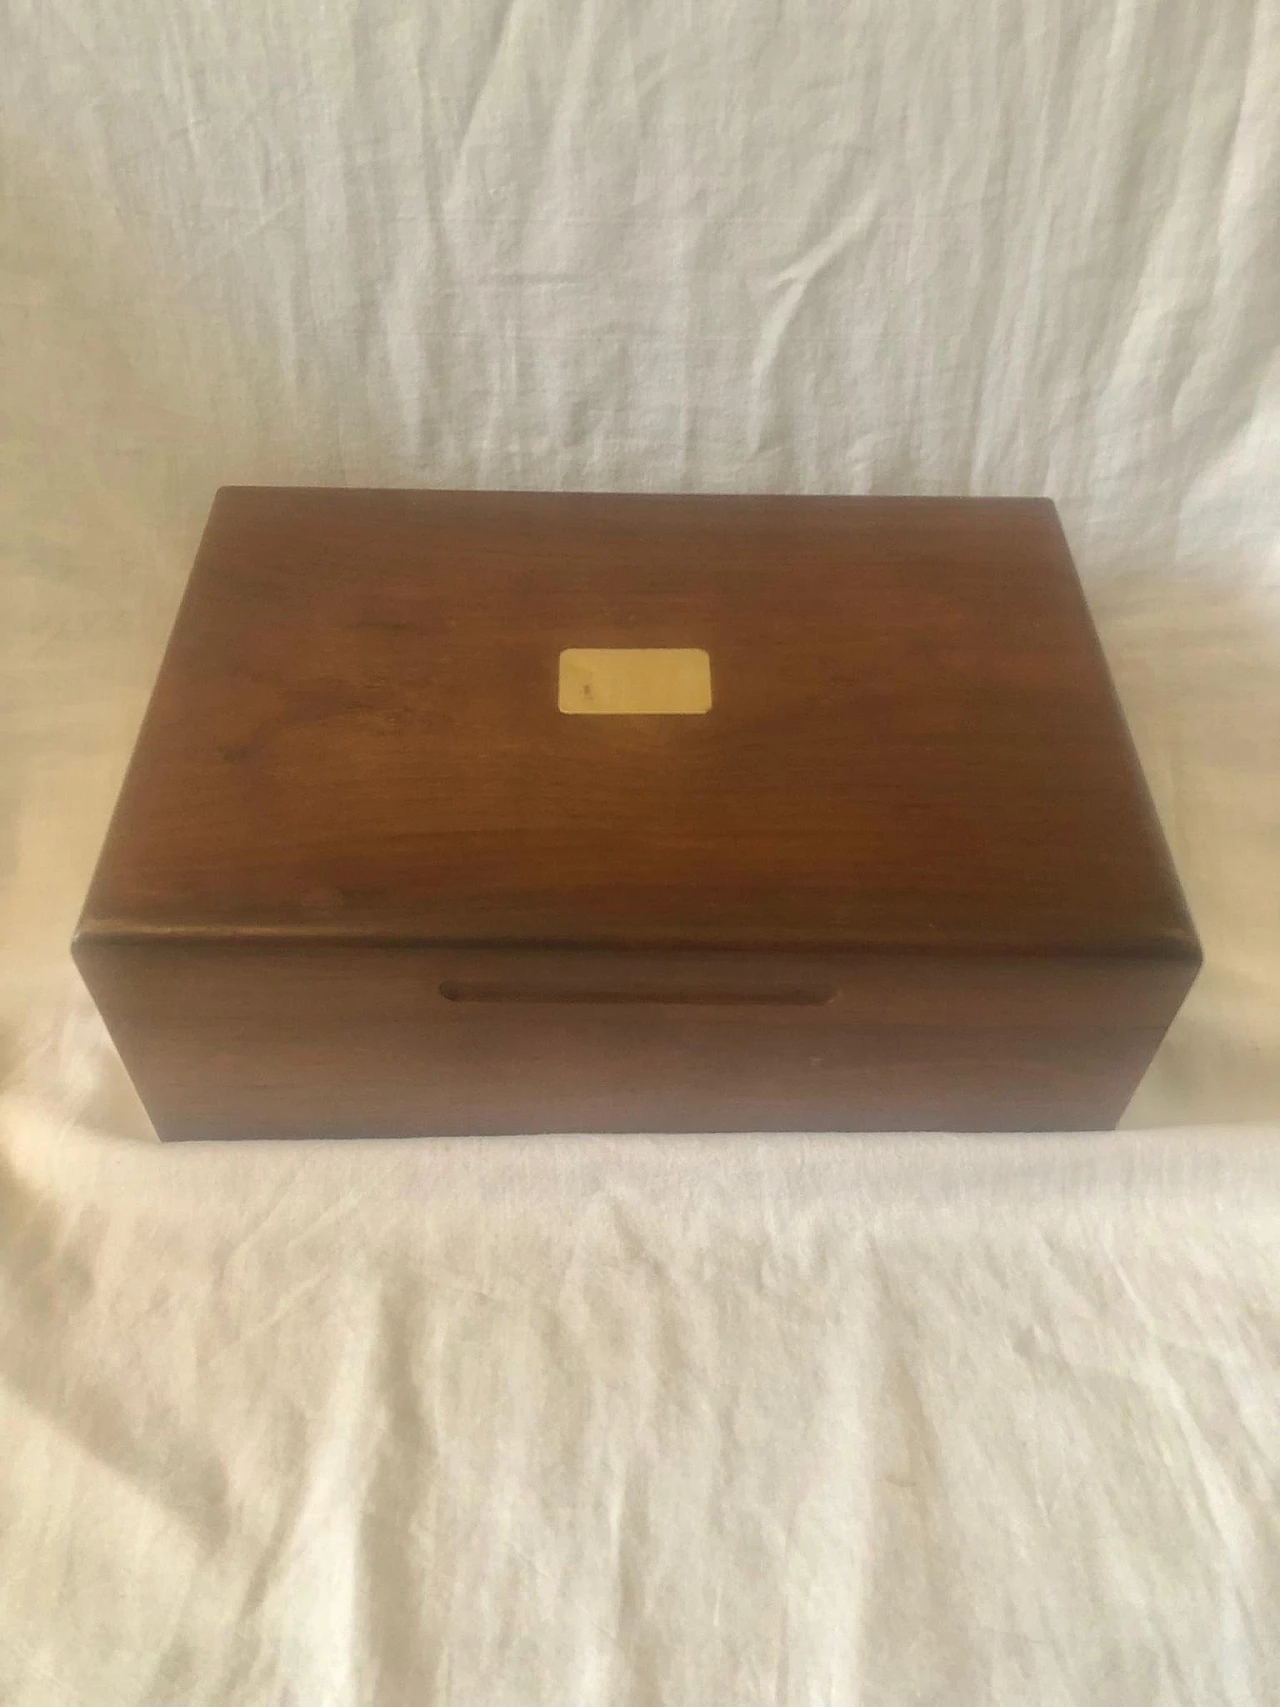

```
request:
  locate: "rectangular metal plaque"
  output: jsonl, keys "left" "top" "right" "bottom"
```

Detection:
{"left": 557, "top": 648, "right": 712, "bottom": 715}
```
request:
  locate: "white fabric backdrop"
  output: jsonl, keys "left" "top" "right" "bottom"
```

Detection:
{"left": 2, "top": 1, "right": 1278, "bottom": 1701}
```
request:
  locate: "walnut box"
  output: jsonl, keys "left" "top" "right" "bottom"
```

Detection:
{"left": 74, "top": 490, "right": 1200, "bottom": 1138}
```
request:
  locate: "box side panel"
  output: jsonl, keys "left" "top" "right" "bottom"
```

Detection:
{"left": 1041, "top": 503, "right": 1201, "bottom": 957}
{"left": 73, "top": 939, "right": 1199, "bottom": 1139}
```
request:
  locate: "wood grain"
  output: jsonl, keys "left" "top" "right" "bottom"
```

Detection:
{"left": 74, "top": 489, "right": 1200, "bottom": 1137}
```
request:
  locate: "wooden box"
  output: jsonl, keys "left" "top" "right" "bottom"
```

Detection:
{"left": 74, "top": 490, "right": 1199, "bottom": 1139}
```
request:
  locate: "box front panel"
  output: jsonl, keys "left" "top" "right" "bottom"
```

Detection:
{"left": 74, "top": 940, "right": 1193, "bottom": 1138}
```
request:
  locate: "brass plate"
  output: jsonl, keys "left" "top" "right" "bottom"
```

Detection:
{"left": 557, "top": 648, "right": 712, "bottom": 715}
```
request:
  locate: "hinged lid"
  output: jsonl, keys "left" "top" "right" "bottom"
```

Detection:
{"left": 79, "top": 489, "right": 1197, "bottom": 959}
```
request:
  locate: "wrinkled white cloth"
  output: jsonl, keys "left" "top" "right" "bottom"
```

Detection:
{"left": 2, "top": 0, "right": 1279, "bottom": 1701}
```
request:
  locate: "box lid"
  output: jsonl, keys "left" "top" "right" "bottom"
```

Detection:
{"left": 80, "top": 489, "right": 1197, "bottom": 958}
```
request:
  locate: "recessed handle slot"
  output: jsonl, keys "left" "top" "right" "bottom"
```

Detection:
{"left": 439, "top": 980, "right": 837, "bottom": 1008}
